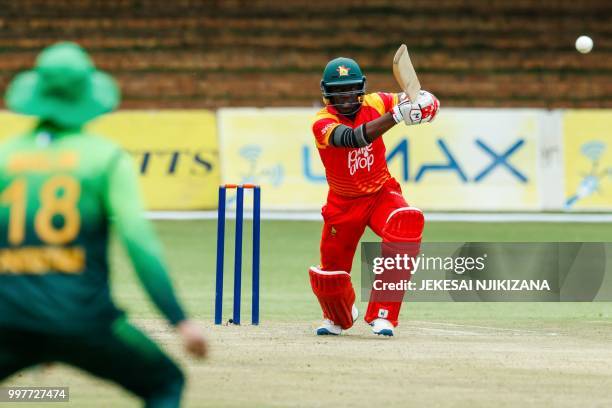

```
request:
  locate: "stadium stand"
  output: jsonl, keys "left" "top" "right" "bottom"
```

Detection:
{"left": 0, "top": 0, "right": 610, "bottom": 108}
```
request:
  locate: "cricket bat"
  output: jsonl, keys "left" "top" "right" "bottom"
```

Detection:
{"left": 392, "top": 44, "right": 421, "bottom": 102}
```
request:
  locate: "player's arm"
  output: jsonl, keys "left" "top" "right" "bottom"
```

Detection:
{"left": 105, "top": 152, "right": 206, "bottom": 356}
{"left": 105, "top": 151, "right": 186, "bottom": 325}
{"left": 326, "top": 91, "right": 440, "bottom": 148}
{"left": 329, "top": 113, "right": 396, "bottom": 147}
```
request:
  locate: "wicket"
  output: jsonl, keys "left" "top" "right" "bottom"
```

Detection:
{"left": 215, "top": 184, "right": 261, "bottom": 325}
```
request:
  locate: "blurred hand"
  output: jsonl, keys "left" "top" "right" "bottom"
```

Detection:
{"left": 392, "top": 90, "right": 440, "bottom": 125}
{"left": 177, "top": 320, "right": 207, "bottom": 358}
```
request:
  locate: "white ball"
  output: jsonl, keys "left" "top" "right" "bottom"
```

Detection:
{"left": 575, "top": 35, "right": 593, "bottom": 54}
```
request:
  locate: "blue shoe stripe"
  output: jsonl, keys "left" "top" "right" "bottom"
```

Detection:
{"left": 376, "top": 329, "right": 394, "bottom": 336}
{"left": 316, "top": 327, "right": 338, "bottom": 336}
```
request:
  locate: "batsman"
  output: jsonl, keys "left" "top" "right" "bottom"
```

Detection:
{"left": 309, "top": 56, "right": 439, "bottom": 336}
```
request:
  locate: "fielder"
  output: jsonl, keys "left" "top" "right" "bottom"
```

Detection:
{"left": 309, "top": 57, "right": 439, "bottom": 336}
{"left": 0, "top": 42, "right": 206, "bottom": 407}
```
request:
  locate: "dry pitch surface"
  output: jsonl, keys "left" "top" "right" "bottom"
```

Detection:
{"left": 7, "top": 317, "right": 612, "bottom": 407}
{"left": 5, "top": 221, "right": 612, "bottom": 406}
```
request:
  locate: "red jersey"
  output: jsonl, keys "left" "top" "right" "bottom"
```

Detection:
{"left": 312, "top": 92, "right": 399, "bottom": 197}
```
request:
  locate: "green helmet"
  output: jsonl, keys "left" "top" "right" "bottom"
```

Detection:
{"left": 320, "top": 57, "right": 366, "bottom": 107}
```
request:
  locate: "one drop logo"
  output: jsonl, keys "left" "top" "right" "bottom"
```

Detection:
{"left": 348, "top": 145, "right": 374, "bottom": 175}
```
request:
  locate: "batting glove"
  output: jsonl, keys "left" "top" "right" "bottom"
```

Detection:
{"left": 391, "top": 90, "right": 440, "bottom": 125}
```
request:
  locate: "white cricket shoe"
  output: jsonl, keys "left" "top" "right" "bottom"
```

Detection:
{"left": 371, "top": 318, "right": 394, "bottom": 336}
{"left": 315, "top": 319, "right": 342, "bottom": 335}
{"left": 315, "top": 305, "right": 359, "bottom": 335}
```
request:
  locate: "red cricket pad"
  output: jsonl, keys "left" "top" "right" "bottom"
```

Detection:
{"left": 365, "top": 302, "right": 402, "bottom": 327}
{"left": 309, "top": 267, "right": 356, "bottom": 329}
{"left": 382, "top": 207, "right": 424, "bottom": 244}
{"left": 366, "top": 207, "right": 425, "bottom": 326}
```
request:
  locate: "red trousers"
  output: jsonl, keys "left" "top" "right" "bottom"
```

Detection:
{"left": 319, "top": 178, "right": 415, "bottom": 326}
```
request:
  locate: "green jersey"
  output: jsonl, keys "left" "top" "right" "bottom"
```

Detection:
{"left": 0, "top": 123, "right": 186, "bottom": 334}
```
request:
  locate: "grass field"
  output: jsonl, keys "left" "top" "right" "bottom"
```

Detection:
{"left": 5, "top": 220, "right": 612, "bottom": 407}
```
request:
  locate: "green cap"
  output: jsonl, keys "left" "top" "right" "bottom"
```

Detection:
{"left": 5, "top": 42, "right": 120, "bottom": 128}
{"left": 321, "top": 57, "right": 365, "bottom": 88}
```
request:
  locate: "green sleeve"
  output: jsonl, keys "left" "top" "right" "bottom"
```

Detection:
{"left": 105, "top": 151, "right": 187, "bottom": 326}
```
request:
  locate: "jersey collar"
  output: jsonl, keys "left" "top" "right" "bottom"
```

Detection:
{"left": 326, "top": 104, "right": 360, "bottom": 122}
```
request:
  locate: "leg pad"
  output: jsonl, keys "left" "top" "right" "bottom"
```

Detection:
{"left": 382, "top": 207, "right": 424, "bottom": 243}
{"left": 309, "top": 267, "right": 355, "bottom": 330}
